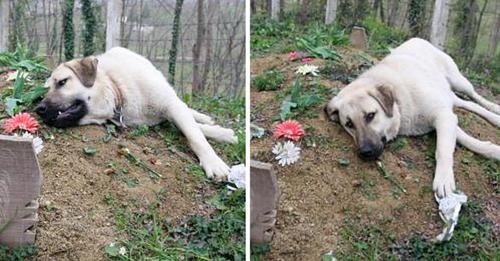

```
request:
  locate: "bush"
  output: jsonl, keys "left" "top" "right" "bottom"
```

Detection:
{"left": 252, "top": 68, "right": 285, "bottom": 91}
{"left": 362, "top": 16, "right": 409, "bottom": 56}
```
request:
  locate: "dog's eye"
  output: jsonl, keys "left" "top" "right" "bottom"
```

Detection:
{"left": 345, "top": 119, "right": 354, "bottom": 129}
{"left": 57, "top": 79, "right": 68, "bottom": 87}
{"left": 366, "top": 112, "right": 376, "bottom": 122}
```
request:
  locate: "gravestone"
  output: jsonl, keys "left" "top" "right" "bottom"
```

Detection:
{"left": 349, "top": 26, "right": 368, "bottom": 50}
{"left": 250, "top": 160, "right": 279, "bottom": 243}
{"left": 0, "top": 135, "right": 42, "bottom": 247}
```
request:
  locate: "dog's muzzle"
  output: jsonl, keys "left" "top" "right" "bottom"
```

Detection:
{"left": 35, "top": 99, "right": 88, "bottom": 128}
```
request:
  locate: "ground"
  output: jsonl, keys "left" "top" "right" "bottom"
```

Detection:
{"left": 250, "top": 51, "right": 499, "bottom": 259}
{"left": 0, "top": 70, "right": 245, "bottom": 260}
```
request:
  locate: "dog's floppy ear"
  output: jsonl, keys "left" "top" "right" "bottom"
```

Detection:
{"left": 369, "top": 84, "right": 394, "bottom": 117}
{"left": 324, "top": 98, "right": 340, "bottom": 122}
{"left": 65, "top": 57, "right": 98, "bottom": 87}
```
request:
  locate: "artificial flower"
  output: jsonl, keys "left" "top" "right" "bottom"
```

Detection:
{"left": 14, "top": 132, "right": 44, "bottom": 154}
{"left": 295, "top": 64, "right": 319, "bottom": 76}
{"left": 119, "top": 247, "right": 127, "bottom": 256}
{"left": 288, "top": 51, "right": 299, "bottom": 60}
{"left": 273, "top": 120, "right": 304, "bottom": 141}
{"left": 272, "top": 141, "right": 301, "bottom": 166}
{"left": 2, "top": 112, "right": 39, "bottom": 134}
{"left": 301, "top": 57, "right": 313, "bottom": 63}
{"left": 229, "top": 164, "right": 246, "bottom": 189}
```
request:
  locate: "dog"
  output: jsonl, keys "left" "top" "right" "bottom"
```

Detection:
{"left": 325, "top": 38, "right": 500, "bottom": 198}
{"left": 35, "top": 47, "right": 238, "bottom": 180}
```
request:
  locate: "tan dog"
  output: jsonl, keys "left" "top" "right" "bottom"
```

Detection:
{"left": 36, "top": 47, "right": 237, "bottom": 180}
{"left": 325, "top": 38, "right": 500, "bottom": 197}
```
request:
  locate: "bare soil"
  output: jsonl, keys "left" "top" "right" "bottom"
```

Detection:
{"left": 35, "top": 124, "right": 220, "bottom": 260}
{"left": 251, "top": 53, "right": 500, "bottom": 259}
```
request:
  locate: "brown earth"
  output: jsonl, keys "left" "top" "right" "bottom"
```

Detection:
{"left": 250, "top": 52, "right": 500, "bottom": 259}
{"left": 34, "top": 124, "right": 222, "bottom": 260}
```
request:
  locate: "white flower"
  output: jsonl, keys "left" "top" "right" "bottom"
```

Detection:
{"left": 119, "top": 246, "right": 127, "bottom": 256}
{"left": 109, "top": 242, "right": 115, "bottom": 247}
{"left": 272, "top": 141, "right": 301, "bottom": 166}
{"left": 295, "top": 64, "right": 319, "bottom": 76}
{"left": 13, "top": 132, "right": 44, "bottom": 154}
{"left": 228, "top": 164, "right": 246, "bottom": 189}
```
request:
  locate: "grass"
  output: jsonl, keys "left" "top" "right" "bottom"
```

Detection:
{"left": 252, "top": 68, "right": 285, "bottom": 91}
{"left": 337, "top": 200, "right": 498, "bottom": 260}
{"left": 104, "top": 186, "right": 245, "bottom": 260}
{"left": 0, "top": 245, "right": 38, "bottom": 261}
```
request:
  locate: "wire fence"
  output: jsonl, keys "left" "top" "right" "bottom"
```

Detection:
{"left": 6, "top": 0, "right": 245, "bottom": 97}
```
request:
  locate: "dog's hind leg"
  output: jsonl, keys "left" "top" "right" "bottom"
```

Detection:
{"left": 457, "top": 127, "right": 500, "bottom": 160}
{"left": 190, "top": 109, "right": 215, "bottom": 125}
{"left": 443, "top": 55, "right": 500, "bottom": 114}
{"left": 454, "top": 97, "right": 500, "bottom": 127}
{"left": 198, "top": 124, "right": 238, "bottom": 144}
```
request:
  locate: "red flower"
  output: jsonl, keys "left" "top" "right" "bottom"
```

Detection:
{"left": 301, "top": 57, "right": 313, "bottom": 63}
{"left": 2, "top": 113, "right": 39, "bottom": 134}
{"left": 288, "top": 51, "right": 299, "bottom": 60}
{"left": 273, "top": 120, "right": 305, "bottom": 141}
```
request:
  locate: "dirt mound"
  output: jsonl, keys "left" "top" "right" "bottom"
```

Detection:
{"left": 36, "top": 124, "right": 217, "bottom": 260}
{"left": 251, "top": 53, "right": 499, "bottom": 259}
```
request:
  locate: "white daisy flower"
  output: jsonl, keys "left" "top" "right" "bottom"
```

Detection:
{"left": 14, "top": 132, "right": 44, "bottom": 154}
{"left": 119, "top": 246, "right": 127, "bottom": 255}
{"left": 228, "top": 164, "right": 246, "bottom": 189}
{"left": 295, "top": 64, "right": 319, "bottom": 76}
{"left": 272, "top": 141, "right": 301, "bottom": 166}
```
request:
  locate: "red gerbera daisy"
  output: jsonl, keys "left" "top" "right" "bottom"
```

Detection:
{"left": 288, "top": 51, "right": 299, "bottom": 60}
{"left": 273, "top": 120, "right": 304, "bottom": 141}
{"left": 2, "top": 112, "right": 39, "bottom": 134}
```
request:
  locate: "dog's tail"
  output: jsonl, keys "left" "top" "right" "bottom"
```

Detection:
{"left": 454, "top": 97, "right": 500, "bottom": 128}
{"left": 456, "top": 127, "right": 500, "bottom": 160}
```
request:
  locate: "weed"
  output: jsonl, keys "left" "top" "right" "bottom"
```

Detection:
{"left": 83, "top": 147, "right": 97, "bottom": 156}
{"left": 130, "top": 124, "right": 150, "bottom": 137}
{"left": 0, "top": 244, "right": 37, "bottom": 261}
{"left": 388, "top": 137, "right": 408, "bottom": 151}
{"left": 362, "top": 16, "right": 408, "bottom": 56}
{"left": 252, "top": 68, "right": 285, "bottom": 91}
{"left": 280, "top": 79, "right": 322, "bottom": 120}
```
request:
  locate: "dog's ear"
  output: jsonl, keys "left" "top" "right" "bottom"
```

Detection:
{"left": 324, "top": 99, "right": 340, "bottom": 122}
{"left": 65, "top": 57, "right": 98, "bottom": 87}
{"left": 369, "top": 84, "right": 394, "bottom": 117}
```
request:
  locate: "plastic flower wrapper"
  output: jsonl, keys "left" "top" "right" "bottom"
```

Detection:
{"left": 433, "top": 191, "right": 467, "bottom": 242}
{"left": 2, "top": 112, "right": 39, "bottom": 134}
{"left": 272, "top": 141, "right": 301, "bottom": 166}
{"left": 14, "top": 132, "right": 44, "bottom": 155}
{"left": 228, "top": 164, "right": 246, "bottom": 189}
{"left": 273, "top": 120, "right": 304, "bottom": 141}
{"left": 296, "top": 64, "right": 319, "bottom": 76}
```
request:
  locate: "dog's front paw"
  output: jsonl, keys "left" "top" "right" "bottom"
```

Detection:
{"left": 200, "top": 155, "right": 230, "bottom": 181}
{"left": 433, "top": 173, "right": 456, "bottom": 198}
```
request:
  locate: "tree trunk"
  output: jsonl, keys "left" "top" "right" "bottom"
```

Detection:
{"left": 63, "top": 0, "right": 75, "bottom": 60}
{"left": 81, "top": 0, "right": 96, "bottom": 56}
{"left": 387, "top": 0, "right": 400, "bottom": 26}
{"left": 201, "top": 1, "right": 214, "bottom": 94}
{"left": 298, "top": 0, "right": 309, "bottom": 25}
{"left": 192, "top": 0, "right": 205, "bottom": 94}
{"left": 408, "top": 0, "right": 427, "bottom": 37}
{"left": 430, "top": 0, "right": 450, "bottom": 49}
{"left": 489, "top": 2, "right": 500, "bottom": 56}
{"left": 251, "top": 0, "right": 256, "bottom": 14}
{"left": 168, "top": 0, "right": 184, "bottom": 86}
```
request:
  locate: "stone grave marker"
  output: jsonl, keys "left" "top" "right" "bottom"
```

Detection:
{"left": 0, "top": 134, "right": 42, "bottom": 247}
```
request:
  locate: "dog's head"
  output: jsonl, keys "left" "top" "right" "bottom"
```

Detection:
{"left": 325, "top": 79, "right": 400, "bottom": 160}
{"left": 36, "top": 57, "right": 98, "bottom": 127}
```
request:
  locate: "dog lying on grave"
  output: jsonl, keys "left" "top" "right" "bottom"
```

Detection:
{"left": 325, "top": 38, "right": 500, "bottom": 198}
{"left": 36, "top": 47, "right": 237, "bottom": 180}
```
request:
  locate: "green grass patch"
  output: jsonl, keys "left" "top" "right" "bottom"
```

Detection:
{"left": 0, "top": 245, "right": 37, "bottom": 261}
{"left": 252, "top": 68, "right": 285, "bottom": 91}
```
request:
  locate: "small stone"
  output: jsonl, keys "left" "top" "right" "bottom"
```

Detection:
{"left": 351, "top": 179, "right": 361, "bottom": 187}
{"left": 103, "top": 168, "right": 114, "bottom": 175}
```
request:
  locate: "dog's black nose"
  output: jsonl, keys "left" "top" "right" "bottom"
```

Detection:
{"left": 359, "top": 144, "right": 380, "bottom": 160}
{"left": 35, "top": 102, "right": 47, "bottom": 115}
